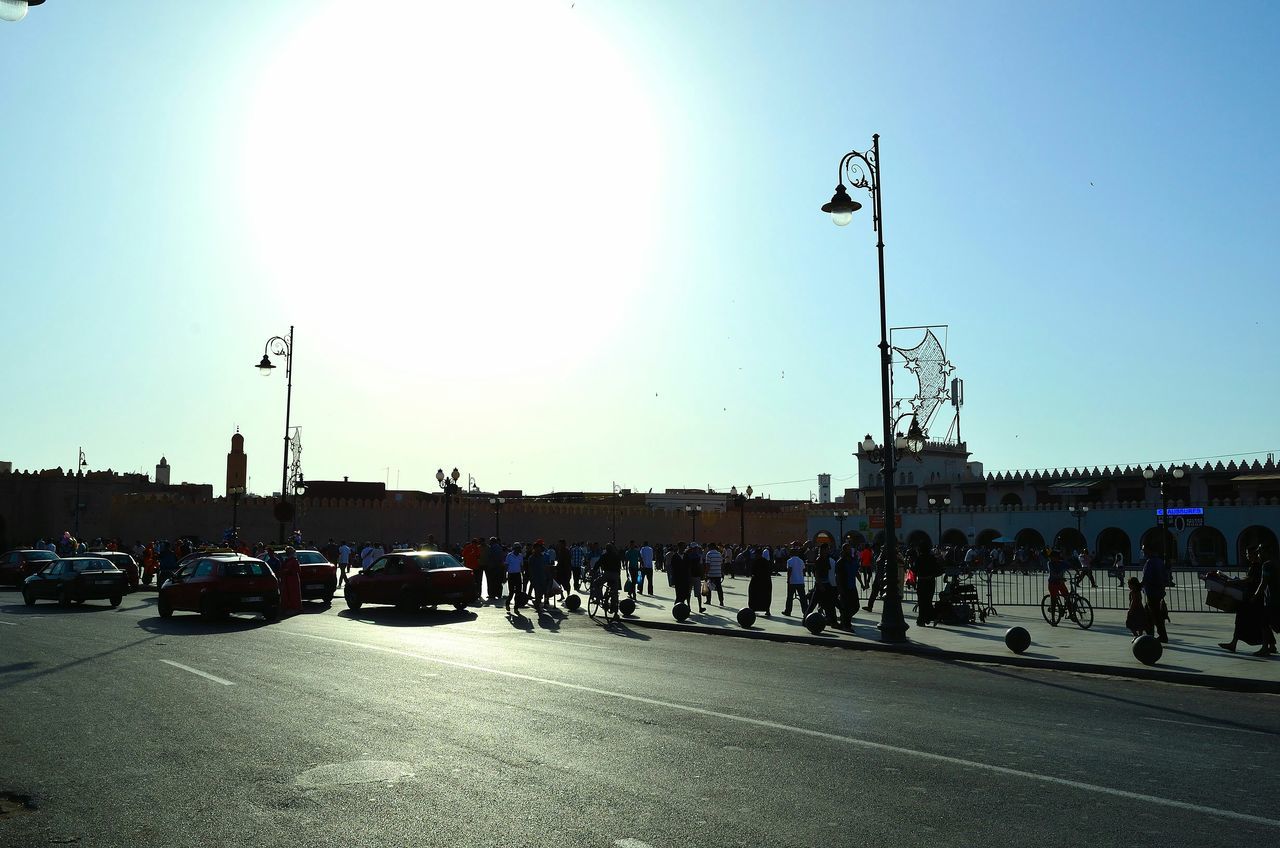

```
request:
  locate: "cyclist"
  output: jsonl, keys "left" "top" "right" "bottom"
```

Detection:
{"left": 1046, "top": 548, "right": 1075, "bottom": 620}
{"left": 594, "top": 542, "right": 622, "bottom": 620}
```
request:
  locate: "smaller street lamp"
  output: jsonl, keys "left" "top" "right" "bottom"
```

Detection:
{"left": 731, "top": 485, "right": 753, "bottom": 547}
{"left": 927, "top": 496, "right": 951, "bottom": 545}
{"left": 834, "top": 510, "right": 850, "bottom": 544}
{"left": 436, "top": 467, "right": 461, "bottom": 550}
{"left": 685, "top": 504, "right": 702, "bottom": 541}
{"left": 1143, "top": 465, "right": 1186, "bottom": 565}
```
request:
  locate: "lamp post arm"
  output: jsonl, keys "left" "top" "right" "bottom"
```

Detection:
{"left": 838, "top": 141, "right": 881, "bottom": 233}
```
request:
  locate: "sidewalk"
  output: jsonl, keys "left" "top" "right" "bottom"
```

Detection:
{"left": 608, "top": 573, "right": 1280, "bottom": 693}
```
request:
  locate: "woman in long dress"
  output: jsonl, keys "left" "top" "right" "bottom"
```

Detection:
{"left": 279, "top": 546, "right": 303, "bottom": 616}
{"left": 748, "top": 546, "right": 773, "bottom": 616}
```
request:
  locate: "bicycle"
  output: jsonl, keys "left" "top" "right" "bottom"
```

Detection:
{"left": 1040, "top": 585, "right": 1093, "bottom": 629}
{"left": 587, "top": 568, "right": 618, "bottom": 621}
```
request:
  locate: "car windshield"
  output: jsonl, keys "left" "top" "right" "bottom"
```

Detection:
{"left": 70, "top": 559, "right": 117, "bottom": 573}
{"left": 293, "top": 552, "right": 328, "bottom": 565}
{"left": 220, "top": 561, "right": 270, "bottom": 578}
{"left": 417, "top": 554, "right": 463, "bottom": 571}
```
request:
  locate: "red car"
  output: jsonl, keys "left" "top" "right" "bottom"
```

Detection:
{"left": 157, "top": 553, "right": 280, "bottom": 622}
{"left": 270, "top": 548, "right": 338, "bottom": 604}
{"left": 88, "top": 551, "right": 140, "bottom": 590}
{"left": 0, "top": 549, "right": 58, "bottom": 587}
{"left": 344, "top": 550, "right": 477, "bottom": 612}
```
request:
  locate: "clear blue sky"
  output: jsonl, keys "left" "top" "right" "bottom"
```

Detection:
{"left": 3, "top": 0, "right": 1277, "bottom": 500}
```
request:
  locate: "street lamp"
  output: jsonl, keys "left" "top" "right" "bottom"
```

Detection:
{"left": 927, "top": 496, "right": 951, "bottom": 545}
{"left": 731, "top": 485, "right": 753, "bottom": 547}
{"left": 1143, "top": 465, "right": 1186, "bottom": 566}
{"left": 611, "top": 481, "right": 621, "bottom": 544}
{"left": 73, "top": 447, "right": 86, "bottom": 537}
{"left": 436, "top": 467, "right": 461, "bottom": 550}
{"left": 834, "top": 510, "right": 850, "bottom": 544}
{"left": 1068, "top": 504, "right": 1089, "bottom": 549}
{"left": 826, "top": 134, "right": 917, "bottom": 642}
{"left": 466, "top": 474, "right": 478, "bottom": 539}
{"left": 256, "top": 326, "right": 295, "bottom": 543}
{"left": 489, "top": 496, "right": 505, "bottom": 539}
{"left": 0, "top": 1, "right": 45, "bottom": 23}
{"left": 685, "top": 504, "right": 702, "bottom": 541}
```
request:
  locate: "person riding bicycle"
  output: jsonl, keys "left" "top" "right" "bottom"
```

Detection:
{"left": 594, "top": 542, "right": 623, "bottom": 620}
{"left": 1047, "top": 549, "right": 1075, "bottom": 618}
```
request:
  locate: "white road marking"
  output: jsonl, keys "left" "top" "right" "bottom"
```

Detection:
{"left": 1146, "top": 717, "right": 1270, "bottom": 736}
{"left": 286, "top": 630, "right": 1280, "bottom": 829}
{"left": 0, "top": 620, "right": 17, "bottom": 626}
{"left": 159, "top": 659, "right": 234, "bottom": 686}
{"left": 615, "top": 840, "right": 655, "bottom": 848}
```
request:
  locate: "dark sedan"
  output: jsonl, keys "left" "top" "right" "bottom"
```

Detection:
{"left": 87, "top": 551, "right": 141, "bottom": 590}
{"left": 23, "top": 557, "right": 129, "bottom": 607}
{"left": 0, "top": 549, "right": 58, "bottom": 587}
{"left": 344, "top": 551, "right": 478, "bottom": 612}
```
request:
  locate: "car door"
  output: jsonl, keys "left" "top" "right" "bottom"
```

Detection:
{"left": 37, "top": 561, "right": 66, "bottom": 599}
{"left": 167, "top": 561, "right": 201, "bottom": 610}
{"left": 357, "top": 557, "right": 390, "bottom": 604}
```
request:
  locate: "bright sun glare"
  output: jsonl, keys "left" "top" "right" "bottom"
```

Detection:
{"left": 241, "top": 0, "right": 663, "bottom": 376}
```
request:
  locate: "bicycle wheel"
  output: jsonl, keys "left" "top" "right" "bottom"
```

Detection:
{"left": 1072, "top": 595, "right": 1093, "bottom": 630}
{"left": 1040, "top": 594, "right": 1056, "bottom": 625}
{"left": 587, "top": 586, "right": 601, "bottom": 619}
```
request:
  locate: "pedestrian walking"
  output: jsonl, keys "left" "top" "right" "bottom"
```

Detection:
{"left": 485, "top": 536, "right": 505, "bottom": 603}
{"left": 748, "top": 546, "right": 773, "bottom": 616}
{"left": 279, "top": 546, "right": 303, "bottom": 615}
{"left": 504, "top": 543, "right": 525, "bottom": 612}
{"left": 783, "top": 546, "right": 807, "bottom": 616}
{"left": 337, "top": 540, "right": 352, "bottom": 587}
{"left": 703, "top": 542, "right": 725, "bottom": 606}
{"left": 1073, "top": 548, "right": 1097, "bottom": 588}
{"left": 1139, "top": 545, "right": 1169, "bottom": 643}
{"left": 686, "top": 544, "right": 706, "bottom": 613}
{"left": 638, "top": 541, "right": 654, "bottom": 595}
{"left": 670, "top": 542, "right": 693, "bottom": 610}
{"left": 913, "top": 543, "right": 942, "bottom": 626}
{"left": 1219, "top": 546, "right": 1276, "bottom": 655}
{"left": 834, "top": 543, "right": 859, "bottom": 628}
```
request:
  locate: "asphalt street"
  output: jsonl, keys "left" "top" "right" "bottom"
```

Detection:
{"left": 1, "top": 588, "right": 1277, "bottom": 848}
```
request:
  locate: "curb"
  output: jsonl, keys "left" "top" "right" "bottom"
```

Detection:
{"left": 620, "top": 615, "right": 1280, "bottom": 695}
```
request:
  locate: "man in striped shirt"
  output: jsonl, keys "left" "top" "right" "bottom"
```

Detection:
{"left": 703, "top": 542, "right": 725, "bottom": 606}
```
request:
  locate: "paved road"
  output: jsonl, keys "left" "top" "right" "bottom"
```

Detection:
{"left": 1, "top": 589, "right": 1277, "bottom": 848}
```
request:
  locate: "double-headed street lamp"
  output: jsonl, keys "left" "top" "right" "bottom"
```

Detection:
{"left": 0, "top": 0, "right": 45, "bottom": 23}
{"left": 685, "top": 504, "right": 702, "bottom": 541}
{"left": 834, "top": 510, "right": 850, "bottom": 545}
{"left": 256, "top": 326, "right": 295, "bottom": 543}
{"left": 730, "top": 485, "right": 753, "bottom": 547}
{"left": 927, "top": 495, "right": 950, "bottom": 545}
{"left": 489, "top": 496, "right": 506, "bottom": 539}
{"left": 436, "top": 467, "right": 461, "bottom": 550}
{"left": 825, "top": 134, "right": 921, "bottom": 642}
{"left": 1143, "top": 465, "right": 1186, "bottom": 565}
{"left": 1069, "top": 504, "right": 1090, "bottom": 548}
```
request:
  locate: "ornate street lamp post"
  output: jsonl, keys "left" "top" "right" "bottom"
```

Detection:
{"left": 73, "top": 447, "right": 86, "bottom": 537}
{"left": 1068, "top": 504, "right": 1090, "bottom": 549}
{"left": 436, "top": 467, "right": 461, "bottom": 550}
{"left": 731, "top": 485, "right": 753, "bottom": 547}
{"left": 824, "top": 135, "right": 920, "bottom": 642}
{"left": 685, "top": 504, "right": 702, "bottom": 541}
{"left": 256, "top": 326, "right": 295, "bottom": 543}
{"left": 1143, "top": 466, "right": 1185, "bottom": 566}
{"left": 928, "top": 495, "right": 951, "bottom": 545}
{"left": 489, "top": 496, "right": 505, "bottom": 539}
{"left": 0, "top": 1, "right": 46, "bottom": 23}
{"left": 834, "top": 510, "right": 849, "bottom": 544}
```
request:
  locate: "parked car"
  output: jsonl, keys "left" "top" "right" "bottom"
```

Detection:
{"left": 344, "top": 550, "right": 477, "bottom": 612}
{"left": 0, "top": 549, "right": 58, "bottom": 587}
{"left": 22, "top": 557, "right": 129, "bottom": 607}
{"left": 157, "top": 554, "right": 280, "bottom": 622}
{"left": 269, "top": 548, "right": 338, "bottom": 604}
{"left": 87, "top": 551, "right": 140, "bottom": 590}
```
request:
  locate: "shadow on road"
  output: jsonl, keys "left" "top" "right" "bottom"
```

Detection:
{"left": 0, "top": 602, "right": 117, "bottom": 616}
{"left": 337, "top": 607, "right": 479, "bottom": 628}
{"left": 0, "top": 662, "right": 39, "bottom": 675}
{"left": 136, "top": 614, "right": 273, "bottom": 635}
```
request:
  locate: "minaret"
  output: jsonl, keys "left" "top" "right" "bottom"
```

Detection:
{"left": 226, "top": 429, "right": 248, "bottom": 495}
{"left": 156, "top": 456, "right": 171, "bottom": 486}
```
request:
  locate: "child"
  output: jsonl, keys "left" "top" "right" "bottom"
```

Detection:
{"left": 1125, "top": 576, "right": 1148, "bottom": 637}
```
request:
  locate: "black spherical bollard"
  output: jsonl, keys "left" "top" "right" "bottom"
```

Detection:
{"left": 1132, "top": 634, "right": 1163, "bottom": 666}
{"left": 736, "top": 607, "right": 756, "bottom": 629}
{"left": 619, "top": 598, "right": 636, "bottom": 617}
{"left": 564, "top": 594, "right": 581, "bottom": 611}
{"left": 1004, "top": 626, "right": 1031, "bottom": 654}
{"left": 804, "top": 611, "right": 826, "bottom": 635}
{"left": 673, "top": 602, "right": 691, "bottom": 622}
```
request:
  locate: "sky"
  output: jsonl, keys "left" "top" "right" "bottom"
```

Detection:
{"left": 2, "top": 0, "right": 1278, "bottom": 501}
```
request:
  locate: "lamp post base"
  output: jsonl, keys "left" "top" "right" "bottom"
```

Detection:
{"left": 877, "top": 594, "right": 910, "bottom": 643}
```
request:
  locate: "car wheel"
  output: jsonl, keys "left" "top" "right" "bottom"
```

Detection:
{"left": 110, "top": 595, "right": 121, "bottom": 608}
{"left": 157, "top": 598, "right": 173, "bottom": 618}
{"left": 22, "top": 589, "right": 35, "bottom": 607}
{"left": 453, "top": 603, "right": 467, "bottom": 612}
{"left": 323, "top": 592, "right": 334, "bottom": 606}
{"left": 58, "top": 589, "right": 72, "bottom": 608}
{"left": 199, "top": 598, "right": 227, "bottom": 621}
{"left": 346, "top": 591, "right": 363, "bottom": 611}
{"left": 263, "top": 605, "right": 281, "bottom": 623}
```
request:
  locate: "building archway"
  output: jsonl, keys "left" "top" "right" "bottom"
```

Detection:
{"left": 1015, "top": 528, "right": 1045, "bottom": 551}
{"left": 1186, "top": 526, "right": 1227, "bottom": 568}
{"left": 1237, "top": 525, "right": 1279, "bottom": 564}
{"left": 976, "top": 528, "right": 1002, "bottom": 546}
{"left": 1053, "top": 527, "right": 1086, "bottom": 553}
{"left": 1095, "top": 527, "right": 1132, "bottom": 566}
{"left": 1139, "top": 527, "right": 1177, "bottom": 561}
{"left": 906, "top": 529, "right": 932, "bottom": 550}
{"left": 999, "top": 493, "right": 1022, "bottom": 507}
{"left": 940, "top": 528, "right": 968, "bottom": 548}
